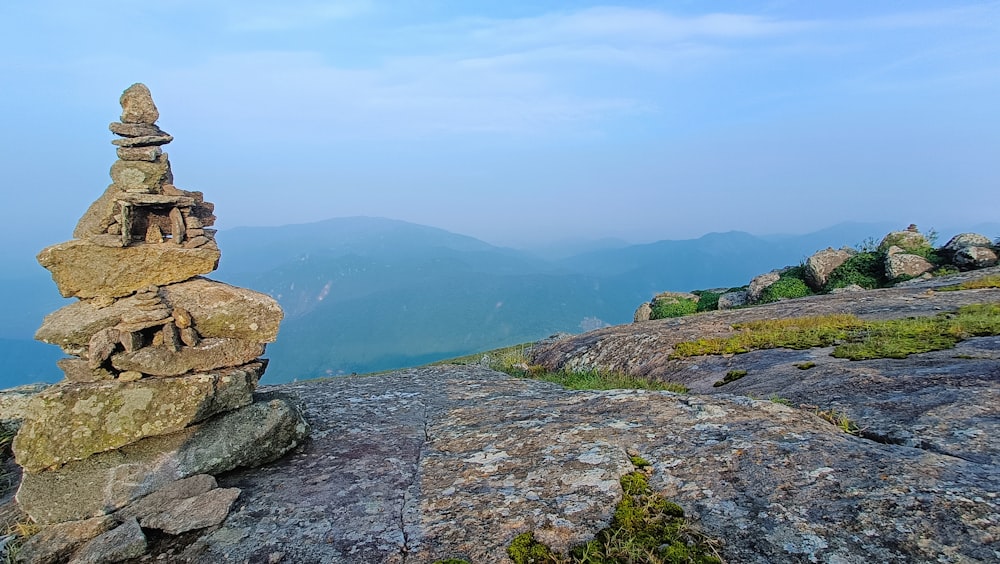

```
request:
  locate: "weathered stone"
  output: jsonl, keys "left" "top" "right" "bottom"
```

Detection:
{"left": 36, "top": 278, "right": 282, "bottom": 355}
{"left": 12, "top": 362, "right": 262, "bottom": 472}
{"left": 185, "top": 216, "right": 204, "bottom": 229}
{"left": 186, "top": 227, "right": 206, "bottom": 237}
{"left": 0, "top": 384, "right": 48, "bottom": 425}
{"left": 88, "top": 327, "right": 120, "bottom": 368}
{"left": 954, "top": 245, "right": 999, "bottom": 270}
{"left": 116, "top": 474, "right": 218, "bottom": 523}
{"left": 14, "top": 515, "right": 115, "bottom": 564}
{"left": 73, "top": 184, "right": 122, "bottom": 239}
{"left": 162, "top": 322, "right": 181, "bottom": 352}
{"left": 180, "top": 326, "right": 201, "bottom": 347}
{"left": 111, "top": 337, "right": 264, "bottom": 377}
{"left": 119, "top": 329, "right": 143, "bottom": 353}
{"left": 717, "top": 290, "right": 747, "bottom": 309}
{"left": 140, "top": 487, "right": 241, "bottom": 534}
{"left": 118, "top": 370, "right": 143, "bottom": 382}
{"left": 110, "top": 134, "right": 174, "bottom": 147}
{"left": 878, "top": 229, "right": 928, "bottom": 252}
{"left": 173, "top": 306, "right": 193, "bottom": 329}
{"left": 119, "top": 83, "right": 158, "bottom": 124}
{"left": 184, "top": 235, "right": 210, "bottom": 248}
{"left": 70, "top": 517, "right": 147, "bottom": 563}
{"left": 653, "top": 291, "right": 699, "bottom": 304}
{"left": 885, "top": 252, "right": 933, "bottom": 279}
{"left": 116, "top": 145, "right": 162, "bottom": 161}
{"left": 161, "top": 278, "right": 283, "bottom": 342}
{"left": 830, "top": 283, "right": 865, "bottom": 294}
{"left": 37, "top": 238, "right": 220, "bottom": 299}
{"left": 170, "top": 206, "right": 186, "bottom": 244}
{"left": 144, "top": 223, "right": 164, "bottom": 243}
{"left": 633, "top": 302, "right": 651, "bottom": 323}
{"left": 942, "top": 232, "right": 993, "bottom": 255}
{"left": 58, "top": 358, "right": 114, "bottom": 383}
{"left": 109, "top": 122, "right": 166, "bottom": 137}
{"left": 804, "top": 247, "right": 853, "bottom": 290}
{"left": 110, "top": 157, "right": 169, "bottom": 193}
{"left": 746, "top": 270, "right": 780, "bottom": 303}
{"left": 16, "top": 392, "right": 308, "bottom": 523}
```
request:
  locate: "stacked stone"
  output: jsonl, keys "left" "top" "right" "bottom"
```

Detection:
{"left": 12, "top": 84, "right": 309, "bottom": 562}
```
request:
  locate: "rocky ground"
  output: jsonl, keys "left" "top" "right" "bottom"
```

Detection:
{"left": 2, "top": 268, "right": 998, "bottom": 563}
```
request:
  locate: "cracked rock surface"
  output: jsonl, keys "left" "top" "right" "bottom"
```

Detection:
{"left": 157, "top": 364, "right": 997, "bottom": 563}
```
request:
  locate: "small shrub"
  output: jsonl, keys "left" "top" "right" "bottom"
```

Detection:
{"left": 816, "top": 408, "right": 861, "bottom": 435}
{"left": 759, "top": 276, "right": 812, "bottom": 303}
{"left": 692, "top": 290, "right": 722, "bottom": 312}
{"left": 932, "top": 265, "right": 960, "bottom": 277}
{"left": 824, "top": 252, "right": 883, "bottom": 291}
{"left": 650, "top": 297, "right": 698, "bottom": 320}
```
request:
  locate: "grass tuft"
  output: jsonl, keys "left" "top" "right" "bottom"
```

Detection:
{"left": 938, "top": 275, "right": 1000, "bottom": 291}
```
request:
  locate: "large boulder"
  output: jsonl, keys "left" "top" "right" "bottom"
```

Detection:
{"left": 884, "top": 246, "right": 933, "bottom": 279}
{"left": 16, "top": 392, "right": 308, "bottom": 524}
{"left": 746, "top": 271, "right": 780, "bottom": 303}
{"left": 633, "top": 302, "right": 652, "bottom": 323}
{"left": 877, "top": 227, "right": 928, "bottom": 253}
{"left": 12, "top": 362, "right": 263, "bottom": 472}
{"left": 804, "top": 247, "right": 853, "bottom": 290}
{"left": 954, "top": 246, "right": 998, "bottom": 270}
{"left": 942, "top": 233, "right": 993, "bottom": 255}
{"left": 717, "top": 290, "right": 748, "bottom": 310}
{"left": 37, "top": 239, "right": 220, "bottom": 299}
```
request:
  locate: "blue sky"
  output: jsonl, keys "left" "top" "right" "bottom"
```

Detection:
{"left": 1, "top": 1, "right": 998, "bottom": 256}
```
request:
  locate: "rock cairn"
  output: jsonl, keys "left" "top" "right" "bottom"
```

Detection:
{"left": 12, "top": 84, "right": 309, "bottom": 562}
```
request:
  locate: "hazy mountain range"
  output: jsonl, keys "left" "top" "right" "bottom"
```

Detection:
{"left": 3, "top": 218, "right": 996, "bottom": 387}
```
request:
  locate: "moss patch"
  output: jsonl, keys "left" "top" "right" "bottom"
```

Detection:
{"left": 939, "top": 275, "right": 1000, "bottom": 291}
{"left": 712, "top": 369, "right": 747, "bottom": 387}
{"left": 508, "top": 467, "right": 722, "bottom": 563}
{"left": 671, "top": 304, "right": 1000, "bottom": 361}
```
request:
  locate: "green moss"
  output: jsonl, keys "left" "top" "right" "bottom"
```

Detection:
{"left": 712, "top": 369, "right": 747, "bottom": 387}
{"left": 671, "top": 304, "right": 1000, "bottom": 362}
{"left": 650, "top": 297, "right": 698, "bottom": 320}
{"left": 769, "top": 395, "right": 793, "bottom": 406}
{"left": 507, "top": 532, "right": 557, "bottom": 564}
{"left": 794, "top": 361, "right": 816, "bottom": 370}
{"left": 568, "top": 471, "right": 722, "bottom": 563}
{"left": 629, "top": 454, "right": 651, "bottom": 468}
{"left": 530, "top": 369, "right": 688, "bottom": 393}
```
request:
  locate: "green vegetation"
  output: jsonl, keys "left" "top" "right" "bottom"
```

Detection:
{"left": 671, "top": 304, "right": 1000, "bottom": 361}
{"left": 794, "top": 361, "right": 816, "bottom": 370}
{"left": 508, "top": 466, "right": 722, "bottom": 563}
{"left": 759, "top": 276, "right": 812, "bottom": 303}
{"left": 650, "top": 298, "right": 698, "bottom": 320}
{"left": 816, "top": 408, "right": 862, "bottom": 435}
{"left": 712, "top": 369, "right": 747, "bottom": 388}
{"left": 472, "top": 344, "right": 689, "bottom": 393}
{"left": 824, "top": 252, "right": 883, "bottom": 291}
{"left": 939, "top": 275, "right": 1000, "bottom": 291}
{"left": 629, "top": 454, "right": 651, "bottom": 468}
{"left": 691, "top": 290, "right": 722, "bottom": 312}
{"left": 432, "top": 559, "right": 471, "bottom": 564}
{"left": 508, "top": 532, "right": 558, "bottom": 564}
{"left": 769, "top": 395, "right": 793, "bottom": 406}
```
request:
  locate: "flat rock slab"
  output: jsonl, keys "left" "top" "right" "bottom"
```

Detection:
{"left": 13, "top": 363, "right": 262, "bottom": 471}
{"left": 37, "top": 239, "right": 220, "bottom": 299}
{"left": 167, "top": 366, "right": 998, "bottom": 563}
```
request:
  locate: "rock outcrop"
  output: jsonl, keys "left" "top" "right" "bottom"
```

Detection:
{"left": 803, "top": 247, "right": 853, "bottom": 290}
{"left": 10, "top": 84, "right": 309, "bottom": 561}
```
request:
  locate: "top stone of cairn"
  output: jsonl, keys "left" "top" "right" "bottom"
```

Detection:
{"left": 120, "top": 83, "right": 159, "bottom": 124}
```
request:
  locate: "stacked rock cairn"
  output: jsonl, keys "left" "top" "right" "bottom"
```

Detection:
{"left": 11, "top": 84, "right": 309, "bottom": 562}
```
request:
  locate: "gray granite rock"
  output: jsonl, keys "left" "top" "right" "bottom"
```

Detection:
{"left": 804, "top": 247, "right": 853, "bottom": 290}
{"left": 162, "top": 365, "right": 1000, "bottom": 563}
{"left": 746, "top": 270, "right": 780, "bottom": 303}
{"left": 69, "top": 517, "right": 146, "bottom": 563}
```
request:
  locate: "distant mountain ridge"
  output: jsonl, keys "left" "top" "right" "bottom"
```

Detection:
{"left": 2, "top": 217, "right": 981, "bottom": 387}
